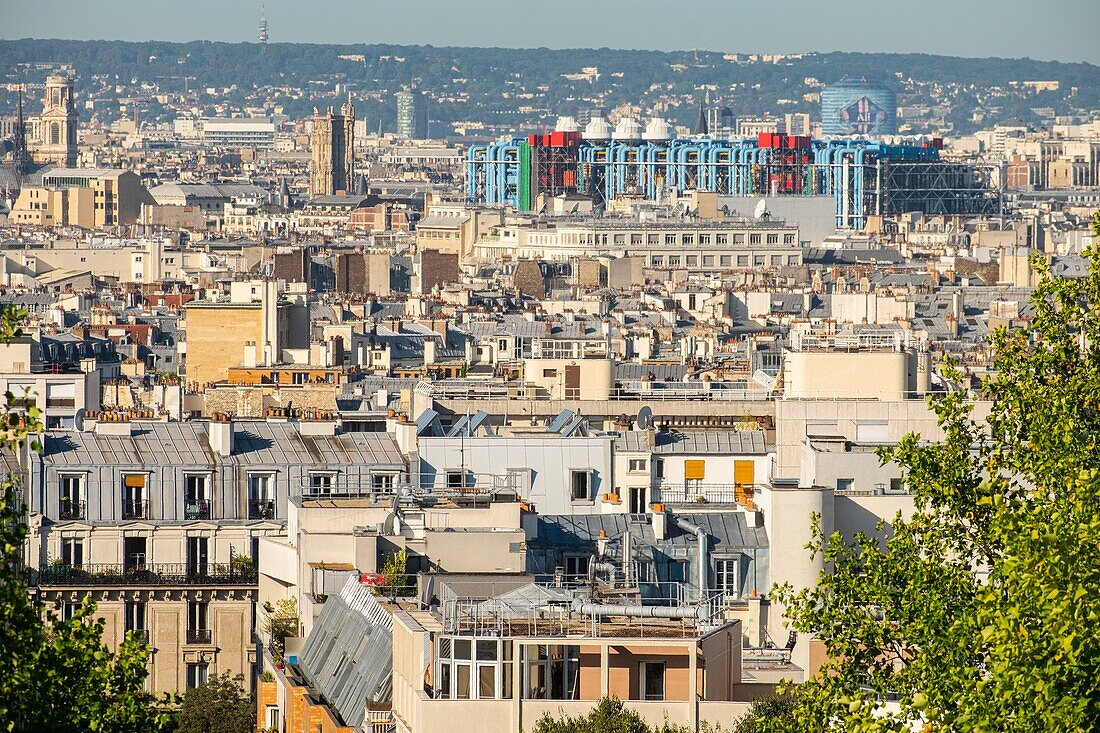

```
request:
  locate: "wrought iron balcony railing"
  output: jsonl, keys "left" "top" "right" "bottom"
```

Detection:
{"left": 35, "top": 562, "right": 258, "bottom": 587}
{"left": 186, "top": 629, "right": 212, "bottom": 645}
{"left": 59, "top": 499, "right": 86, "bottom": 521}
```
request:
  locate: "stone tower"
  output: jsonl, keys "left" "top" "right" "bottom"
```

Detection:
{"left": 39, "top": 74, "right": 78, "bottom": 167}
{"left": 309, "top": 97, "right": 355, "bottom": 198}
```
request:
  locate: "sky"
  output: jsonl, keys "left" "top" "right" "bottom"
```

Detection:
{"left": 2, "top": 0, "right": 1098, "bottom": 65}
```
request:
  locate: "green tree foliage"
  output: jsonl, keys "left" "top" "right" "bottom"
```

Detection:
{"left": 379, "top": 549, "right": 415, "bottom": 597}
{"left": 773, "top": 224, "right": 1100, "bottom": 731}
{"left": 730, "top": 694, "right": 799, "bottom": 733}
{"left": 0, "top": 306, "right": 174, "bottom": 732}
{"left": 531, "top": 697, "right": 738, "bottom": 733}
{"left": 177, "top": 672, "right": 254, "bottom": 733}
{"left": 262, "top": 597, "right": 300, "bottom": 665}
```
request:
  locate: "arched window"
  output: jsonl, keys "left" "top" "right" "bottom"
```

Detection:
{"left": 50, "top": 122, "right": 60, "bottom": 146}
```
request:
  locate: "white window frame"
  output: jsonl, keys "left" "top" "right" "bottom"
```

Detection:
{"left": 569, "top": 469, "right": 592, "bottom": 503}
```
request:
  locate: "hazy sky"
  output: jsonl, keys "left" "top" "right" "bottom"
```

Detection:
{"left": 3, "top": 0, "right": 1098, "bottom": 64}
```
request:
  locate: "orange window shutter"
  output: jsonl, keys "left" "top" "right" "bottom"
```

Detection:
{"left": 734, "top": 460, "right": 755, "bottom": 486}
{"left": 684, "top": 460, "right": 705, "bottom": 480}
{"left": 123, "top": 474, "right": 146, "bottom": 488}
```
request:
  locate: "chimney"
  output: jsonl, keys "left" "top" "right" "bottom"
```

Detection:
{"left": 391, "top": 414, "right": 418, "bottom": 455}
{"left": 651, "top": 504, "right": 668, "bottom": 541}
{"left": 423, "top": 338, "right": 436, "bottom": 366}
{"left": 242, "top": 341, "right": 257, "bottom": 369}
{"left": 208, "top": 413, "right": 234, "bottom": 457}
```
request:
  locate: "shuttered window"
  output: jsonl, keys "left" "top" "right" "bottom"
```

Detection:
{"left": 684, "top": 460, "right": 705, "bottom": 480}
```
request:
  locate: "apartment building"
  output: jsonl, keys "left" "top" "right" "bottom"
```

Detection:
{"left": 9, "top": 169, "right": 154, "bottom": 228}
{"left": 473, "top": 218, "right": 802, "bottom": 270}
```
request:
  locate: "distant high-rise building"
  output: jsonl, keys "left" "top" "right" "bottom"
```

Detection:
{"left": 38, "top": 74, "right": 78, "bottom": 167}
{"left": 396, "top": 90, "right": 428, "bottom": 139}
{"left": 309, "top": 99, "right": 355, "bottom": 198}
{"left": 783, "top": 112, "right": 812, "bottom": 136}
{"left": 705, "top": 106, "right": 736, "bottom": 137}
{"left": 820, "top": 77, "right": 897, "bottom": 137}
{"left": 257, "top": 6, "right": 269, "bottom": 44}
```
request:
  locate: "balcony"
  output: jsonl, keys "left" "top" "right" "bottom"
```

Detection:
{"left": 186, "top": 629, "right": 212, "bottom": 645}
{"left": 127, "top": 628, "right": 150, "bottom": 644}
{"left": 248, "top": 500, "right": 276, "bottom": 520}
{"left": 184, "top": 500, "right": 211, "bottom": 520}
{"left": 58, "top": 499, "right": 86, "bottom": 521}
{"left": 35, "top": 562, "right": 258, "bottom": 587}
{"left": 656, "top": 483, "right": 758, "bottom": 506}
{"left": 122, "top": 499, "right": 149, "bottom": 521}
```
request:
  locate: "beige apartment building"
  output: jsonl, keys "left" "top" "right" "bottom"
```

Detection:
{"left": 9, "top": 169, "right": 154, "bottom": 228}
{"left": 182, "top": 280, "right": 306, "bottom": 389}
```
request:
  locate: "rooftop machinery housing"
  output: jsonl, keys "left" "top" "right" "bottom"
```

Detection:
{"left": 467, "top": 116, "right": 1002, "bottom": 229}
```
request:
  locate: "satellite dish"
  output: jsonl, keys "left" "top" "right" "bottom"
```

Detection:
{"left": 636, "top": 406, "right": 653, "bottom": 431}
{"left": 754, "top": 199, "right": 769, "bottom": 219}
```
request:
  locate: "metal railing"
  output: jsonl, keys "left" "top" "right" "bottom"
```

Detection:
{"left": 248, "top": 501, "right": 276, "bottom": 520}
{"left": 300, "top": 473, "right": 524, "bottom": 501}
{"left": 122, "top": 499, "right": 149, "bottom": 520}
{"left": 35, "top": 562, "right": 258, "bottom": 586}
{"left": 417, "top": 379, "right": 772, "bottom": 402}
{"left": 59, "top": 499, "right": 86, "bottom": 521}
{"left": 184, "top": 501, "right": 211, "bottom": 520}
{"left": 127, "top": 628, "right": 150, "bottom": 644}
{"left": 186, "top": 629, "right": 212, "bottom": 645}
{"left": 656, "top": 483, "right": 760, "bottom": 505}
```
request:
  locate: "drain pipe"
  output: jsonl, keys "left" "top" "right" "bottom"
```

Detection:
{"left": 674, "top": 516, "right": 709, "bottom": 599}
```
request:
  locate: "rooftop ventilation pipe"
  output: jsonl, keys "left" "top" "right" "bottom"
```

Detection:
{"left": 674, "top": 516, "right": 709, "bottom": 597}
{"left": 572, "top": 598, "right": 707, "bottom": 620}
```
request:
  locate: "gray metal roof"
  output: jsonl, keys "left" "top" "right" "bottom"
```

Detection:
{"left": 533, "top": 512, "right": 769, "bottom": 553}
{"left": 297, "top": 580, "right": 393, "bottom": 727}
{"left": 40, "top": 421, "right": 404, "bottom": 469}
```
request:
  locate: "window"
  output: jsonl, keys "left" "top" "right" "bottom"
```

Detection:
{"left": 650, "top": 256, "right": 664, "bottom": 267}
{"left": 248, "top": 474, "right": 274, "bottom": 519}
{"left": 767, "top": 233, "right": 779, "bottom": 244}
{"left": 685, "top": 255, "right": 698, "bottom": 266}
{"left": 122, "top": 474, "right": 147, "bottom": 520}
{"left": 613, "top": 234, "right": 625, "bottom": 244}
{"left": 564, "top": 555, "right": 589, "bottom": 580}
{"left": 187, "top": 601, "right": 210, "bottom": 644}
{"left": 788, "top": 255, "right": 799, "bottom": 265}
{"left": 699, "top": 234, "right": 711, "bottom": 245}
{"left": 641, "top": 661, "right": 665, "bottom": 701}
{"left": 308, "top": 473, "right": 334, "bottom": 496}
{"left": 62, "top": 601, "right": 79, "bottom": 621}
{"left": 720, "top": 255, "right": 732, "bottom": 266}
{"left": 265, "top": 706, "right": 280, "bottom": 731}
{"left": 654, "top": 458, "right": 664, "bottom": 480}
{"left": 186, "top": 663, "right": 209, "bottom": 689}
{"left": 629, "top": 487, "right": 647, "bottom": 515}
{"left": 667, "top": 256, "right": 681, "bottom": 267}
{"left": 184, "top": 475, "right": 209, "bottom": 520}
{"left": 702, "top": 255, "right": 714, "bottom": 267}
{"left": 59, "top": 474, "right": 84, "bottom": 520}
{"left": 890, "top": 477, "right": 906, "bottom": 493}
{"left": 647, "top": 233, "right": 659, "bottom": 244}
{"left": 717, "top": 559, "right": 740, "bottom": 597}
{"left": 665, "top": 234, "right": 676, "bottom": 245}
{"left": 784, "top": 233, "right": 796, "bottom": 244}
{"left": 187, "top": 536, "right": 209, "bottom": 577}
{"left": 715, "top": 233, "right": 728, "bottom": 244}
{"left": 570, "top": 470, "right": 591, "bottom": 502}
{"left": 371, "top": 473, "right": 395, "bottom": 492}
{"left": 542, "top": 369, "right": 558, "bottom": 378}
{"left": 631, "top": 234, "right": 643, "bottom": 244}
{"left": 682, "top": 234, "right": 694, "bottom": 245}
{"left": 524, "top": 644, "right": 579, "bottom": 700}
{"left": 771, "top": 255, "right": 782, "bottom": 266}
{"left": 446, "top": 471, "right": 466, "bottom": 490}
{"left": 737, "top": 255, "right": 749, "bottom": 266}
{"left": 61, "top": 537, "right": 83, "bottom": 566}
{"left": 836, "top": 478, "right": 855, "bottom": 491}
{"left": 125, "top": 601, "right": 146, "bottom": 633}
{"left": 750, "top": 234, "right": 761, "bottom": 244}
{"left": 628, "top": 458, "right": 647, "bottom": 473}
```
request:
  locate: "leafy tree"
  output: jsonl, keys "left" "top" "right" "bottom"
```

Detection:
{"left": 177, "top": 672, "right": 254, "bottom": 733}
{"left": 531, "top": 697, "right": 651, "bottom": 733}
{"left": 531, "top": 697, "right": 730, "bottom": 733}
{"left": 772, "top": 223, "right": 1100, "bottom": 731}
{"left": 0, "top": 306, "right": 174, "bottom": 732}
{"left": 730, "top": 693, "right": 799, "bottom": 732}
{"left": 379, "top": 549, "right": 414, "bottom": 597}
{"left": 262, "top": 597, "right": 300, "bottom": 666}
